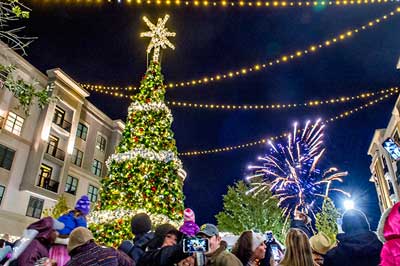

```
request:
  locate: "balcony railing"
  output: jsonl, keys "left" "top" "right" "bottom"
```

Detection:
{"left": 52, "top": 117, "right": 71, "bottom": 132}
{"left": 37, "top": 177, "right": 59, "bottom": 193}
{"left": 45, "top": 143, "right": 65, "bottom": 161}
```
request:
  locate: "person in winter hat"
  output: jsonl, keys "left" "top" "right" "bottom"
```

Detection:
{"left": 49, "top": 195, "right": 91, "bottom": 266}
{"left": 119, "top": 213, "right": 154, "bottom": 262}
{"left": 179, "top": 208, "right": 200, "bottom": 237}
{"left": 378, "top": 202, "right": 400, "bottom": 266}
{"left": 231, "top": 231, "right": 266, "bottom": 266}
{"left": 324, "top": 209, "right": 382, "bottom": 266}
{"left": 66, "top": 227, "right": 134, "bottom": 266}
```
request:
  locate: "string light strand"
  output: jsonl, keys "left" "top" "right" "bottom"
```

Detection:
{"left": 34, "top": 0, "right": 399, "bottom": 8}
{"left": 178, "top": 91, "right": 398, "bottom": 156}
{"left": 88, "top": 85, "right": 399, "bottom": 111}
{"left": 81, "top": 7, "right": 400, "bottom": 91}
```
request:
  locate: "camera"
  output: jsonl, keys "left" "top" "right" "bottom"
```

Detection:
{"left": 183, "top": 238, "right": 209, "bottom": 253}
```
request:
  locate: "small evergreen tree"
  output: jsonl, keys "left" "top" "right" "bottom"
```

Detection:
{"left": 315, "top": 198, "right": 341, "bottom": 243}
{"left": 43, "top": 194, "right": 70, "bottom": 218}
{"left": 216, "top": 181, "right": 286, "bottom": 241}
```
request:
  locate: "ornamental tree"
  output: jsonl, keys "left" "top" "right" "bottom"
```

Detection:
{"left": 216, "top": 180, "right": 286, "bottom": 242}
{"left": 89, "top": 61, "right": 185, "bottom": 246}
{"left": 315, "top": 197, "right": 341, "bottom": 243}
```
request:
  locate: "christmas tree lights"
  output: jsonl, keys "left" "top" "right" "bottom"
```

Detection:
{"left": 89, "top": 15, "right": 185, "bottom": 246}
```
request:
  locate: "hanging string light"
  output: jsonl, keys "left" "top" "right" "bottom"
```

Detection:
{"left": 81, "top": 7, "right": 400, "bottom": 91}
{"left": 88, "top": 85, "right": 399, "bottom": 111}
{"left": 33, "top": 0, "right": 398, "bottom": 8}
{"left": 177, "top": 91, "right": 398, "bottom": 156}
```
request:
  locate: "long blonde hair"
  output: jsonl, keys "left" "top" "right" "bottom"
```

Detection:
{"left": 280, "top": 229, "right": 314, "bottom": 266}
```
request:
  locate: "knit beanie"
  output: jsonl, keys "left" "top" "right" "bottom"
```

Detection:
{"left": 342, "top": 209, "right": 370, "bottom": 234}
{"left": 251, "top": 232, "right": 265, "bottom": 252}
{"left": 184, "top": 208, "right": 195, "bottom": 222}
{"left": 131, "top": 213, "right": 152, "bottom": 235}
{"left": 75, "top": 195, "right": 91, "bottom": 215}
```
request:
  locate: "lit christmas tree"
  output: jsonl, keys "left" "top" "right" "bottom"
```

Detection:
{"left": 90, "top": 15, "right": 186, "bottom": 246}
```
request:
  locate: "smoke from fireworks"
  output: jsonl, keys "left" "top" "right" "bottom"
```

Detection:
{"left": 246, "top": 119, "right": 349, "bottom": 219}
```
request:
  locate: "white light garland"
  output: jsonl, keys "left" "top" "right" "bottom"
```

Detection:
{"left": 129, "top": 101, "right": 171, "bottom": 114}
{"left": 106, "top": 146, "right": 183, "bottom": 170}
{"left": 88, "top": 208, "right": 182, "bottom": 227}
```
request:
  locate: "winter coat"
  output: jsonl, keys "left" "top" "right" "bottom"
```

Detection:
{"left": 378, "top": 202, "right": 400, "bottom": 266}
{"left": 58, "top": 211, "right": 87, "bottom": 236}
{"left": 137, "top": 242, "right": 190, "bottom": 266}
{"left": 119, "top": 232, "right": 154, "bottom": 262}
{"left": 179, "top": 221, "right": 200, "bottom": 237}
{"left": 66, "top": 241, "right": 134, "bottom": 266}
{"left": 17, "top": 217, "right": 55, "bottom": 266}
{"left": 205, "top": 241, "right": 243, "bottom": 266}
{"left": 290, "top": 220, "right": 313, "bottom": 238}
{"left": 324, "top": 231, "right": 383, "bottom": 266}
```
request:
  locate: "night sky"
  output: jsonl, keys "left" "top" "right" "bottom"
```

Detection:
{"left": 19, "top": 1, "right": 400, "bottom": 228}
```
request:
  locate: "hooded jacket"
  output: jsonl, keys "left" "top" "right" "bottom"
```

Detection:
{"left": 324, "top": 209, "right": 382, "bottom": 266}
{"left": 378, "top": 202, "right": 400, "bottom": 266}
{"left": 17, "top": 217, "right": 56, "bottom": 266}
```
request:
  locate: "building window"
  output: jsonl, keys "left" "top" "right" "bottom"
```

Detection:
{"left": 26, "top": 196, "right": 44, "bottom": 219}
{"left": 53, "top": 106, "right": 65, "bottom": 126}
{"left": 92, "top": 159, "right": 102, "bottom": 177}
{"left": 76, "top": 123, "right": 88, "bottom": 141}
{"left": 37, "top": 164, "right": 52, "bottom": 188}
{"left": 88, "top": 185, "right": 99, "bottom": 203}
{"left": 96, "top": 135, "right": 106, "bottom": 152}
{"left": 71, "top": 148, "right": 83, "bottom": 167}
{"left": 65, "top": 175, "right": 79, "bottom": 195}
{"left": 0, "top": 144, "right": 15, "bottom": 170}
{"left": 0, "top": 185, "right": 5, "bottom": 205}
{"left": 5, "top": 112, "right": 24, "bottom": 136}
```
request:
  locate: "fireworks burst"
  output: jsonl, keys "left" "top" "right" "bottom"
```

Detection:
{"left": 246, "top": 119, "right": 349, "bottom": 219}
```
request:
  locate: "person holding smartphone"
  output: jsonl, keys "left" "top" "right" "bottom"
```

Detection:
{"left": 260, "top": 232, "right": 284, "bottom": 266}
{"left": 196, "top": 224, "right": 243, "bottom": 266}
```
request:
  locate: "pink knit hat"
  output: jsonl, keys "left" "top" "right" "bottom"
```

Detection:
{"left": 184, "top": 208, "right": 195, "bottom": 222}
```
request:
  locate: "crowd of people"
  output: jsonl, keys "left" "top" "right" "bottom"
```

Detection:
{"left": 0, "top": 196, "right": 400, "bottom": 266}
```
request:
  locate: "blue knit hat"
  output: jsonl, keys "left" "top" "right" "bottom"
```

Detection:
{"left": 75, "top": 195, "right": 91, "bottom": 215}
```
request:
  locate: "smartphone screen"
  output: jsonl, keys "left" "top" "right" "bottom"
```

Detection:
{"left": 270, "top": 244, "right": 280, "bottom": 261}
{"left": 183, "top": 238, "right": 209, "bottom": 253}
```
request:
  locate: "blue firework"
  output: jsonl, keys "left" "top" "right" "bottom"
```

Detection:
{"left": 247, "top": 119, "right": 348, "bottom": 218}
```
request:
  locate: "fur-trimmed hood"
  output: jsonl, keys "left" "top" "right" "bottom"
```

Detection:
{"left": 377, "top": 202, "right": 400, "bottom": 243}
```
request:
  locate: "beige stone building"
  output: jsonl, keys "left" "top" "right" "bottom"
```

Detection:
{"left": 0, "top": 41, "right": 124, "bottom": 235}
{"left": 368, "top": 94, "right": 400, "bottom": 212}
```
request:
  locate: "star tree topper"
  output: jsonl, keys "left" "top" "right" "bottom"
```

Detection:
{"left": 140, "top": 14, "right": 176, "bottom": 63}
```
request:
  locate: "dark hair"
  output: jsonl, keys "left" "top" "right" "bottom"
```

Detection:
{"left": 231, "top": 231, "right": 253, "bottom": 265}
{"left": 0, "top": 239, "right": 5, "bottom": 248}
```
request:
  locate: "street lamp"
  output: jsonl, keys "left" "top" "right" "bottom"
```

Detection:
{"left": 343, "top": 199, "right": 355, "bottom": 210}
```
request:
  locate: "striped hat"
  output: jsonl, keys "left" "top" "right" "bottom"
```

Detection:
{"left": 184, "top": 208, "right": 195, "bottom": 222}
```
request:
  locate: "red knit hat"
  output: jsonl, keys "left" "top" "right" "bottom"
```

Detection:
{"left": 184, "top": 208, "right": 195, "bottom": 222}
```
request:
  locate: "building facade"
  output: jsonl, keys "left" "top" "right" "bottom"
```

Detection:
{"left": 368, "top": 94, "right": 400, "bottom": 212}
{"left": 0, "top": 41, "right": 124, "bottom": 235}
